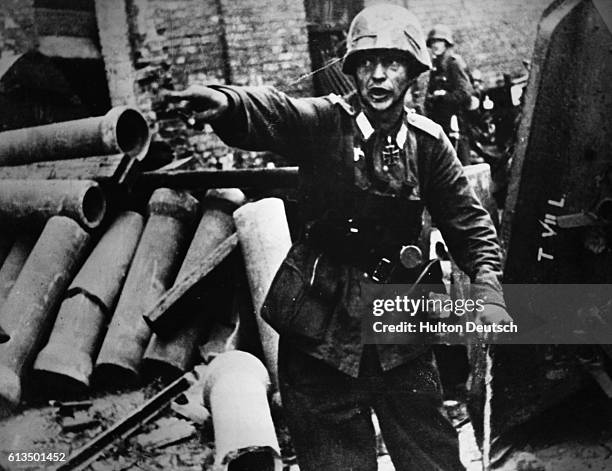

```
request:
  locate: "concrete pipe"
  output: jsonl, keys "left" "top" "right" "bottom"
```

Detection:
{"left": 199, "top": 320, "right": 240, "bottom": 365}
{"left": 0, "top": 232, "right": 11, "bottom": 342}
{"left": 0, "top": 235, "right": 12, "bottom": 268}
{"left": 94, "top": 189, "right": 199, "bottom": 387}
{"left": 33, "top": 212, "right": 145, "bottom": 392}
{"left": 0, "top": 106, "right": 151, "bottom": 165}
{"left": 143, "top": 189, "right": 245, "bottom": 379}
{"left": 0, "top": 216, "right": 91, "bottom": 416}
{"left": 233, "top": 198, "right": 292, "bottom": 388}
{"left": 203, "top": 350, "right": 282, "bottom": 471}
{"left": 0, "top": 179, "right": 107, "bottom": 230}
{"left": 0, "top": 233, "right": 39, "bottom": 311}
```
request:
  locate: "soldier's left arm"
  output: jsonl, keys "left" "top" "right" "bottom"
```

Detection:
{"left": 422, "top": 131, "right": 509, "bottom": 319}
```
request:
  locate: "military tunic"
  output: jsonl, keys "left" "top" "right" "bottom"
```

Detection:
{"left": 210, "top": 85, "right": 504, "bottom": 377}
{"left": 425, "top": 50, "right": 474, "bottom": 164}
{"left": 425, "top": 50, "right": 473, "bottom": 131}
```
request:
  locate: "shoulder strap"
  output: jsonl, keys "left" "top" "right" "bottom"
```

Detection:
{"left": 327, "top": 93, "right": 356, "bottom": 116}
{"left": 405, "top": 109, "right": 442, "bottom": 138}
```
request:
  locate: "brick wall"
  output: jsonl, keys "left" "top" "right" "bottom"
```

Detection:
{"left": 123, "top": 0, "right": 312, "bottom": 168}
{"left": 122, "top": 0, "right": 227, "bottom": 166}
{"left": 2, "top": 0, "right": 549, "bottom": 166}
{"left": 222, "top": 0, "right": 312, "bottom": 96}
{"left": 363, "top": 0, "right": 549, "bottom": 85}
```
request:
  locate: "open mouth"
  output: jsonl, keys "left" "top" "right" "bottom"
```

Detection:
{"left": 368, "top": 87, "right": 391, "bottom": 102}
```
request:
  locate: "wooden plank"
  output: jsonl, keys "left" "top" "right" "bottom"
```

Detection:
{"left": 58, "top": 374, "right": 192, "bottom": 471}
{"left": 0, "top": 154, "right": 129, "bottom": 182}
{"left": 143, "top": 233, "right": 239, "bottom": 335}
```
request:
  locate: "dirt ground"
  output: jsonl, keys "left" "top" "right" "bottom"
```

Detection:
{"left": 0, "top": 383, "right": 611, "bottom": 470}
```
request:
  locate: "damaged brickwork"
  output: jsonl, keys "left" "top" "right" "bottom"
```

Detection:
{"left": 1, "top": 0, "right": 548, "bottom": 167}
{"left": 121, "top": 0, "right": 313, "bottom": 168}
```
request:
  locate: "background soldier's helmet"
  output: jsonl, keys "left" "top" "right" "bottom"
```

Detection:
{"left": 426, "top": 25, "right": 455, "bottom": 47}
{"left": 342, "top": 3, "right": 431, "bottom": 77}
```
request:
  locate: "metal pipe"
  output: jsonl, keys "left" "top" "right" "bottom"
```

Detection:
{"left": 94, "top": 189, "right": 199, "bottom": 387}
{"left": 233, "top": 198, "right": 292, "bottom": 388}
{"left": 0, "top": 179, "right": 107, "bottom": 230}
{"left": 0, "top": 216, "right": 91, "bottom": 416}
{"left": 143, "top": 189, "right": 245, "bottom": 379}
{"left": 203, "top": 351, "right": 282, "bottom": 471}
{"left": 0, "top": 106, "right": 151, "bottom": 165}
{"left": 33, "top": 212, "right": 145, "bottom": 392}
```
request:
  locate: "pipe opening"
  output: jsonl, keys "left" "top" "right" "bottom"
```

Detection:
{"left": 81, "top": 186, "right": 106, "bottom": 229}
{"left": 92, "top": 364, "right": 139, "bottom": 390}
{"left": 0, "top": 324, "right": 8, "bottom": 343}
{"left": 115, "top": 109, "right": 150, "bottom": 157}
{"left": 32, "top": 370, "right": 86, "bottom": 400}
{"left": 228, "top": 450, "right": 277, "bottom": 471}
{"left": 596, "top": 199, "right": 612, "bottom": 223}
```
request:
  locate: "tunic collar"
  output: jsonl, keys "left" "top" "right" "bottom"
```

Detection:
{"left": 356, "top": 110, "right": 408, "bottom": 149}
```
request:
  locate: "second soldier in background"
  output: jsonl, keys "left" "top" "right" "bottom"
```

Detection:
{"left": 425, "top": 25, "right": 475, "bottom": 165}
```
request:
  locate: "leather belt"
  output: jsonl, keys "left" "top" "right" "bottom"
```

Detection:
{"left": 304, "top": 219, "right": 426, "bottom": 283}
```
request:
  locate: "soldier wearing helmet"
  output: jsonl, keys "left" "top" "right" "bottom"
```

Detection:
{"left": 164, "top": 4, "right": 510, "bottom": 470}
{"left": 425, "top": 24, "right": 475, "bottom": 165}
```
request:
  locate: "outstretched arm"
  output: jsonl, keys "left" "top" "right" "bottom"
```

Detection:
{"left": 163, "top": 85, "right": 336, "bottom": 161}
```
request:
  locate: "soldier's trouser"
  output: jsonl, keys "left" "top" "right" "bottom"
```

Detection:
{"left": 279, "top": 343, "right": 465, "bottom": 471}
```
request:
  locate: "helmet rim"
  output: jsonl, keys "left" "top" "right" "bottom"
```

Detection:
{"left": 342, "top": 47, "right": 430, "bottom": 77}
{"left": 342, "top": 4, "right": 431, "bottom": 77}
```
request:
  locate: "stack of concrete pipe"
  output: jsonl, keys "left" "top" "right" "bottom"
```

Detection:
{"left": 142, "top": 188, "right": 247, "bottom": 380}
{"left": 0, "top": 106, "right": 151, "bottom": 231}
{"left": 0, "top": 122, "right": 499, "bottom": 467}
{"left": 0, "top": 109, "right": 292, "bottom": 462}
{"left": 0, "top": 107, "right": 151, "bottom": 413}
{"left": 0, "top": 217, "right": 92, "bottom": 415}
{"left": 94, "top": 188, "right": 200, "bottom": 387}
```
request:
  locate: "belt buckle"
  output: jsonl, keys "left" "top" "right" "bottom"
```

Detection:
{"left": 371, "top": 257, "right": 393, "bottom": 283}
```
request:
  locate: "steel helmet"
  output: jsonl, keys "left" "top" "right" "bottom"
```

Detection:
{"left": 426, "top": 25, "right": 455, "bottom": 47}
{"left": 342, "top": 3, "right": 431, "bottom": 76}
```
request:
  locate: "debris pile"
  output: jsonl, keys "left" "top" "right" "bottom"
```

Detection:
{"left": 0, "top": 108, "right": 296, "bottom": 469}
